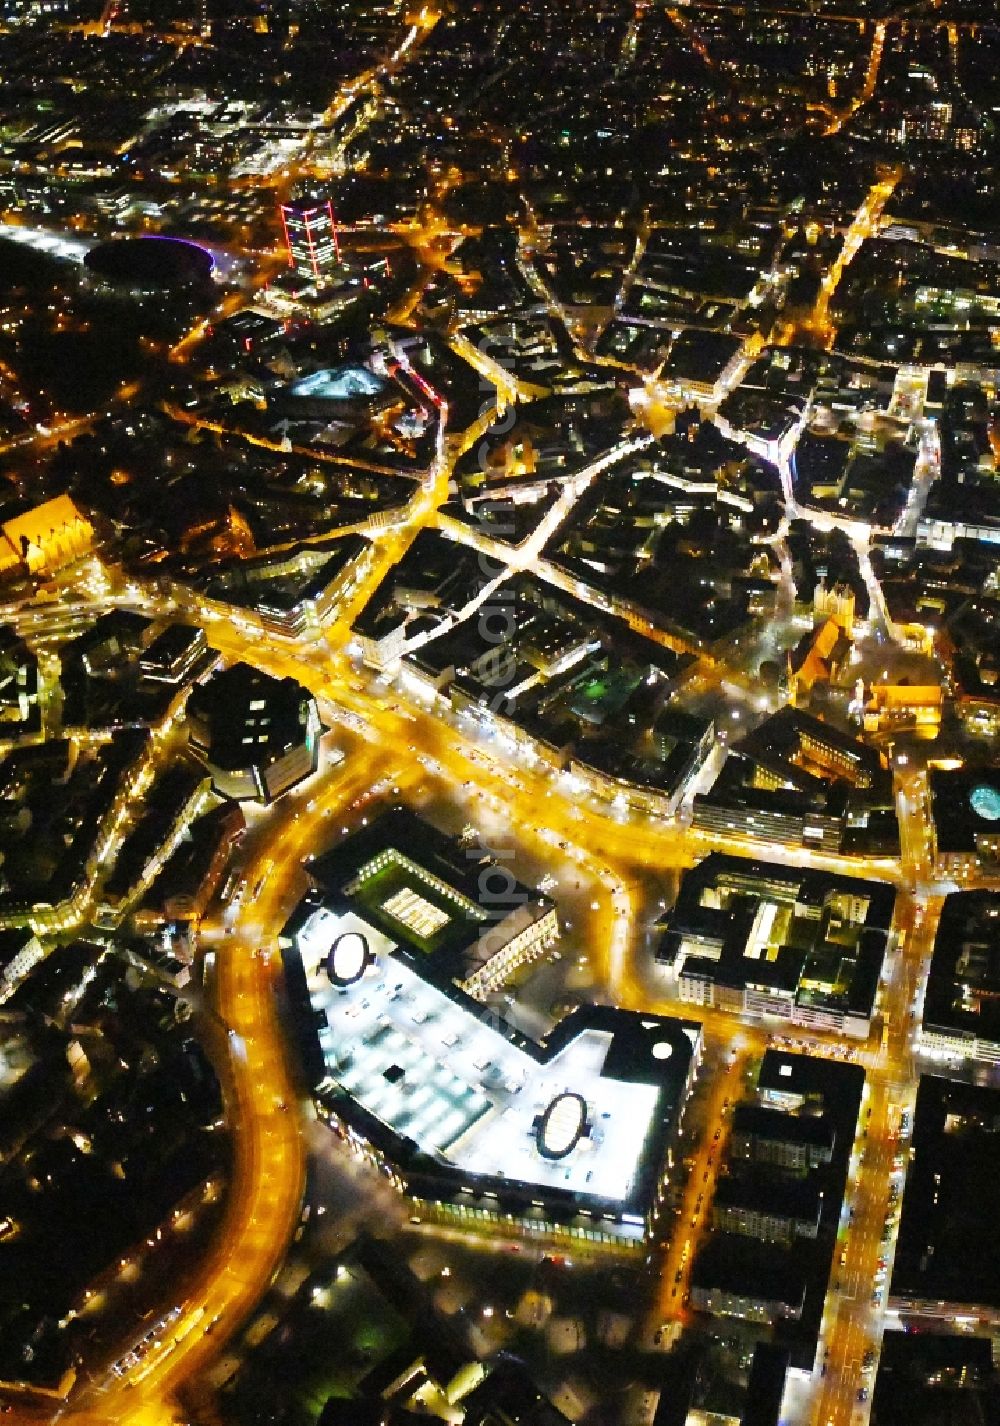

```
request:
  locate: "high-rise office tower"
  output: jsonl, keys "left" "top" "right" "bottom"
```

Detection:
{"left": 279, "top": 197, "right": 340, "bottom": 280}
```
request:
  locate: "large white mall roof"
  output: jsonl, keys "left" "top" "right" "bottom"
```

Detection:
{"left": 296, "top": 905, "right": 661, "bottom": 1204}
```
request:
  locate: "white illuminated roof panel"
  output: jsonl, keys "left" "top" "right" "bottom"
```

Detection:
{"left": 300, "top": 907, "right": 661, "bottom": 1204}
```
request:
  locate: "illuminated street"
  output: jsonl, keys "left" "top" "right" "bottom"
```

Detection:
{"left": 1, "top": 3, "right": 999, "bottom": 1425}
{"left": 34, "top": 494, "right": 965, "bottom": 1426}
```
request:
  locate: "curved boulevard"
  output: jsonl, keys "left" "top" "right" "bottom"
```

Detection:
{"left": 28, "top": 453, "right": 958, "bottom": 1426}
{"left": 0, "top": 6, "right": 987, "bottom": 1425}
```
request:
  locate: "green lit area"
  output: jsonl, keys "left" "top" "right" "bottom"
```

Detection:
{"left": 350, "top": 853, "right": 483, "bottom": 958}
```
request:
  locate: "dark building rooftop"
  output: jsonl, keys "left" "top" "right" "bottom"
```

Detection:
{"left": 922, "top": 891, "right": 1000, "bottom": 1053}
{"left": 891, "top": 1076, "right": 1000, "bottom": 1312}
{"left": 873, "top": 1330, "right": 1000, "bottom": 1426}
{"left": 731, "top": 1104, "right": 836, "bottom": 1154}
{"left": 690, "top": 1235, "right": 808, "bottom": 1313}
{"left": 930, "top": 766, "right": 1000, "bottom": 855}
{"left": 740, "top": 1342, "right": 790, "bottom": 1426}
{"left": 714, "top": 1169, "right": 824, "bottom": 1226}
{"left": 186, "top": 661, "right": 319, "bottom": 800}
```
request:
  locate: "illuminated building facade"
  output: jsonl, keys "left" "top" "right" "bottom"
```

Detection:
{"left": 813, "top": 577, "right": 855, "bottom": 636}
{"left": 280, "top": 811, "right": 702, "bottom": 1248}
{"left": 691, "top": 705, "right": 895, "bottom": 857}
{"left": 298, "top": 807, "right": 560, "bottom": 1001}
{"left": 186, "top": 662, "right": 320, "bottom": 804}
{"left": 0, "top": 928, "right": 45, "bottom": 1004}
{"left": 279, "top": 197, "right": 340, "bottom": 279}
{"left": 862, "top": 682, "right": 942, "bottom": 737}
{"left": 920, "top": 892, "right": 1000, "bottom": 1066}
{"left": 658, "top": 853, "right": 895, "bottom": 1038}
{"left": 282, "top": 904, "right": 702, "bottom": 1249}
{"left": 0, "top": 495, "right": 94, "bottom": 578}
{"left": 929, "top": 767, "right": 1000, "bottom": 876}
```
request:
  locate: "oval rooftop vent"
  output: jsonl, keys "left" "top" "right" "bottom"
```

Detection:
{"left": 327, "top": 930, "right": 369, "bottom": 986}
{"left": 535, "top": 1091, "right": 588, "bottom": 1161}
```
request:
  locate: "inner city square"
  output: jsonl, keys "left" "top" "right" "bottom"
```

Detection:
{"left": 2, "top": 2, "right": 1000, "bottom": 1425}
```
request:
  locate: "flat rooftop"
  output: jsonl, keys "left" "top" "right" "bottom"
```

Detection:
{"left": 659, "top": 852, "right": 894, "bottom": 1019}
{"left": 285, "top": 894, "right": 699, "bottom": 1222}
{"left": 891, "top": 1075, "right": 1000, "bottom": 1311}
{"left": 307, "top": 806, "right": 553, "bottom": 984}
{"left": 930, "top": 766, "right": 1000, "bottom": 855}
{"left": 923, "top": 891, "right": 1000, "bottom": 1049}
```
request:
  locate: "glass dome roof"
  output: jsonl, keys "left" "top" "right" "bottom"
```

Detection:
{"left": 970, "top": 785, "right": 1000, "bottom": 821}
